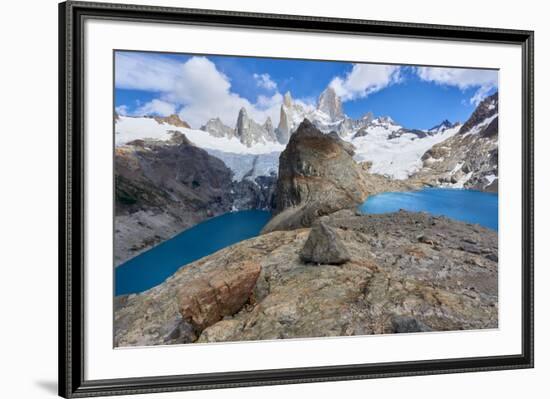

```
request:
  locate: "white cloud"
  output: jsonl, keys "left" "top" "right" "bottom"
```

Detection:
{"left": 135, "top": 99, "right": 176, "bottom": 116}
{"left": 115, "top": 52, "right": 180, "bottom": 92}
{"left": 115, "top": 105, "right": 129, "bottom": 116}
{"left": 416, "top": 67, "right": 498, "bottom": 105}
{"left": 329, "top": 64, "right": 402, "bottom": 101}
{"left": 256, "top": 92, "right": 283, "bottom": 109}
{"left": 253, "top": 73, "right": 277, "bottom": 91}
{"left": 116, "top": 53, "right": 283, "bottom": 128}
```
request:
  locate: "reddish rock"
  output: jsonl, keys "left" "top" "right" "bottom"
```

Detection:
{"left": 177, "top": 260, "right": 261, "bottom": 331}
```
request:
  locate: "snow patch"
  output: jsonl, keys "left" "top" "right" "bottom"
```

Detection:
{"left": 116, "top": 116, "right": 285, "bottom": 155}
{"left": 463, "top": 114, "right": 497, "bottom": 137}
{"left": 485, "top": 174, "right": 497, "bottom": 184}
{"left": 350, "top": 123, "right": 461, "bottom": 180}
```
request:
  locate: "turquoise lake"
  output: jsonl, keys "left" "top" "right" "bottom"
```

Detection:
{"left": 358, "top": 188, "right": 498, "bottom": 231}
{"left": 116, "top": 188, "right": 498, "bottom": 295}
{"left": 115, "top": 210, "right": 271, "bottom": 296}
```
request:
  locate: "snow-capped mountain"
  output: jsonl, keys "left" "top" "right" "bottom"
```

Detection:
{"left": 428, "top": 119, "right": 456, "bottom": 134}
{"left": 348, "top": 116, "right": 461, "bottom": 179}
{"left": 316, "top": 86, "right": 345, "bottom": 121}
{"left": 116, "top": 115, "right": 284, "bottom": 154}
{"left": 276, "top": 91, "right": 309, "bottom": 144}
{"left": 199, "top": 109, "right": 278, "bottom": 147}
{"left": 114, "top": 86, "right": 499, "bottom": 185}
{"left": 275, "top": 87, "right": 367, "bottom": 141}
{"left": 235, "top": 107, "right": 278, "bottom": 146}
{"left": 414, "top": 92, "right": 499, "bottom": 191}
{"left": 199, "top": 117, "right": 234, "bottom": 138}
{"left": 115, "top": 115, "right": 283, "bottom": 183}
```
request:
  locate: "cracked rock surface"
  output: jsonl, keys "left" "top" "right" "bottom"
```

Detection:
{"left": 115, "top": 210, "right": 497, "bottom": 346}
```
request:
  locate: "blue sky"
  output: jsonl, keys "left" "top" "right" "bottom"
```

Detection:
{"left": 115, "top": 51, "right": 498, "bottom": 130}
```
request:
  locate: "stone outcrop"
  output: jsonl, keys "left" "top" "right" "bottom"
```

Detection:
{"left": 200, "top": 117, "right": 234, "bottom": 138}
{"left": 262, "top": 119, "right": 370, "bottom": 233}
{"left": 232, "top": 174, "right": 277, "bottom": 210}
{"left": 459, "top": 93, "right": 498, "bottom": 135}
{"left": 153, "top": 114, "right": 191, "bottom": 128}
{"left": 300, "top": 221, "right": 351, "bottom": 265}
{"left": 114, "top": 132, "right": 235, "bottom": 265}
{"left": 114, "top": 132, "right": 277, "bottom": 265}
{"left": 114, "top": 210, "right": 498, "bottom": 346}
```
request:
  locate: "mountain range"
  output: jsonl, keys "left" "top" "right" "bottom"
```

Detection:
{"left": 114, "top": 86, "right": 498, "bottom": 263}
{"left": 199, "top": 87, "right": 395, "bottom": 146}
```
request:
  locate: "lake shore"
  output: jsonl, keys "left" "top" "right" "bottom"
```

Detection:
{"left": 115, "top": 210, "right": 498, "bottom": 347}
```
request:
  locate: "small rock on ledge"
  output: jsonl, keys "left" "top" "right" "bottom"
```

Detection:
{"left": 300, "top": 221, "right": 351, "bottom": 265}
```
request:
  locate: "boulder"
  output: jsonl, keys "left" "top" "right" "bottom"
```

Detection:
{"left": 300, "top": 221, "right": 351, "bottom": 265}
{"left": 262, "top": 119, "right": 370, "bottom": 233}
{"left": 177, "top": 260, "right": 261, "bottom": 331}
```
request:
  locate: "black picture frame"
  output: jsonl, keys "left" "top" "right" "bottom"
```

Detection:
{"left": 59, "top": 1, "right": 534, "bottom": 397}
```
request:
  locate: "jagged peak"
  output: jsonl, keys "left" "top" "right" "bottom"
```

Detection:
{"left": 263, "top": 116, "right": 274, "bottom": 133}
{"left": 283, "top": 91, "right": 293, "bottom": 108}
{"left": 429, "top": 119, "right": 453, "bottom": 132}
{"left": 317, "top": 86, "right": 344, "bottom": 120}
{"left": 458, "top": 91, "right": 499, "bottom": 135}
{"left": 361, "top": 111, "right": 374, "bottom": 122}
{"left": 319, "top": 86, "right": 337, "bottom": 98}
{"left": 376, "top": 116, "right": 395, "bottom": 124}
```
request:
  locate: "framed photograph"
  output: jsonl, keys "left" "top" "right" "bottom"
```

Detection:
{"left": 59, "top": 1, "right": 534, "bottom": 397}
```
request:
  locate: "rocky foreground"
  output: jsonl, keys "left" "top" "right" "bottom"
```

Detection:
{"left": 114, "top": 210, "right": 497, "bottom": 346}
{"left": 114, "top": 120, "right": 497, "bottom": 346}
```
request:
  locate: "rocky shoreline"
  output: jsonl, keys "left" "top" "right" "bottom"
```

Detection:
{"left": 114, "top": 121, "right": 498, "bottom": 347}
{"left": 114, "top": 210, "right": 497, "bottom": 346}
{"left": 114, "top": 132, "right": 277, "bottom": 266}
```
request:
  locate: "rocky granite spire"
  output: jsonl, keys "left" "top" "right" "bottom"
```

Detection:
{"left": 263, "top": 116, "right": 277, "bottom": 142}
{"left": 235, "top": 107, "right": 250, "bottom": 136}
{"left": 276, "top": 106, "right": 291, "bottom": 144}
{"left": 317, "top": 87, "right": 344, "bottom": 121}
{"left": 235, "top": 107, "right": 277, "bottom": 147}
{"left": 200, "top": 117, "right": 234, "bottom": 138}
{"left": 283, "top": 91, "right": 293, "bottom": 108}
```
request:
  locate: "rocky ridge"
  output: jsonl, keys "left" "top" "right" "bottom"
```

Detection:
{"left": 413, "top": 93, "right": 499, "bottom": 191}
{"left": 153, "top": 114, "right": 191, "bottom": 129}
{"left": 114, "top": 132, "right": 276, "bottom": 265}
{"left": 200, "top": 108, "right": 279, "bottom": 148}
